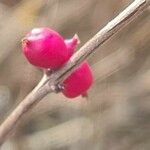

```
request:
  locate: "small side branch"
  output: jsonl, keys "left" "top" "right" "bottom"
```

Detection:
{"left": 0, "top": 0, "right": 149, "bottom": 146}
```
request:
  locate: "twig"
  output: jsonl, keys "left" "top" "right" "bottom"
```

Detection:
{"left": 0, "top": 76, "right": 51, "bottom": 145}
{"left": 0, "top": 0, "right": 149, "bottom": 146}
{"left": 47, "top": 0, "right": 147, "bottom": 85}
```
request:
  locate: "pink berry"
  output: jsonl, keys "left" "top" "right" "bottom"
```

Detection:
{"left": 64, "top": 34, "right": 80, "bottom": 57}
{"left": 62, "top": 61, "right": 93, "bottom": 98}
{"left": 22, "top": 27, "right": 70, "bottom": 69}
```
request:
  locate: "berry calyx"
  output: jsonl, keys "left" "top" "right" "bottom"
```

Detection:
{"left": 22, "top": 27, "right": 70, "bottom": 69}
{"left": 62, "top": 61, "right": 93, "bottom": 98}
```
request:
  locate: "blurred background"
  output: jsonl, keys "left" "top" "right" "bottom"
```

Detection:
{"left": 0, "top": 0, "right": 150, "bottom": 149}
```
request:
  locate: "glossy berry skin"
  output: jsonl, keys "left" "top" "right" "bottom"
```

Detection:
{"left": 62, "top": 61, "right": 93, "bottom": 98}
{"left": 22, "top": 28, "right": 70, "bottom": 69}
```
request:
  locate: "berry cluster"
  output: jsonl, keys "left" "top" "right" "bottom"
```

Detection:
{"left": 22, "top": 27, "right": 93, "bottom": 98}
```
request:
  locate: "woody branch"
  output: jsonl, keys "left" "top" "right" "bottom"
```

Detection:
{"left": 0, "top": 0, "right": 149, "bottom": 146}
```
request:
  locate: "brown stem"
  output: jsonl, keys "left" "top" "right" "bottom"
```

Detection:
{"left": 0, "top": 76, "right": 51, "bottom": 145}
{"left": 0, "top": 0, "right": 149, "bottom": 146}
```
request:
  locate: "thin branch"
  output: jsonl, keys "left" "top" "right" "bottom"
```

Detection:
{"left": 0, "top": 0, "right": 149, "bottom": 146}
{"left": 49, "top": 0, "right": 147, "bottom": 85}
{"left": 0, "top": 76, "right": 51, "bottom": 145}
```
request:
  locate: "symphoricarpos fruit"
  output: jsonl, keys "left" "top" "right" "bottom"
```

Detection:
{"left": 65, "top": 34, "right": 80, "bottom": 57}
{"left": 22, "top": 27, "right": 71, "bottom": 69}
{"left": 62, "top": 61, "right": 93, "bottom": 98}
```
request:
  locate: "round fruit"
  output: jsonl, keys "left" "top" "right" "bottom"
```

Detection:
{"left": 62, "top": 61, "right": 93, "bottom": 98}
{"left": 65, "top": 34, "right": 79, "bottom": 57}
{"left": 22, "top": 27, "right": 69, "bottom": 69}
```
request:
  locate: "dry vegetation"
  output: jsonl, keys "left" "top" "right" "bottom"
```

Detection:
{"left": 0, "top": 0, "right": 150, "bottom": 149}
